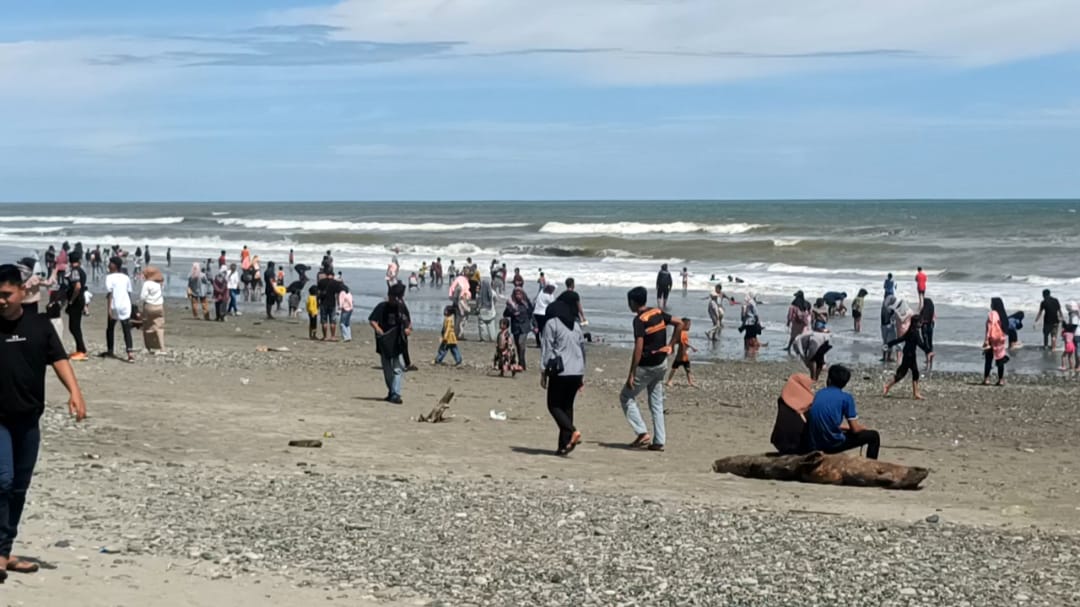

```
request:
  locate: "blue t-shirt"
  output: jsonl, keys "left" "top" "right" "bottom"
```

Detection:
{"left": 883, "top": 279, "right": 895, "bottom": 296}
{"left": 806, "top": 387, "right": 858, "bottom": 451}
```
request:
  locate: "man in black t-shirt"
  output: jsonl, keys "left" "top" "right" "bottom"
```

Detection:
{"left": 368, "top": 283, "right": 412, "bottom": 404}
{"left": 0, "top": 264, "right": 87, "bottom": 578}
{"left": 619, "top": 286, "right": 683, "bottom": 452}
{"left": 317, "top": 275, "right": 342, "bottom": 341}
{"left": 66, "top": 255, "right": 88, "bottom": 360}
{"left": 656, "top": 264, "right": 673, "bottom": 310}
{"left": 1035, "top": 289, "right": 1064, "bottom": 351}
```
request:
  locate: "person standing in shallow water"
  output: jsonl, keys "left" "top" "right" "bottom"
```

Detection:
{"left": 655, "top": 264, "right": 673, "bottom": 310}
{"left": 0, "top": 263, "right": 87, "bottom": 580}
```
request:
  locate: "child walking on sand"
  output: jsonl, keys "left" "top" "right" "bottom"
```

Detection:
{"left": 306, "top": 285, "right": 318, "bottom": 340}
{"left": 435, "top": 306, "right": 463, "bottom": 366}
{"left": 884, "top": 315, "right": 934, "bottom": 400}
{"left": 494, "top": 318, "right": 520, "bottom": 376}
{"left": 666, "top": 318, "right": 697, "bottom": 387}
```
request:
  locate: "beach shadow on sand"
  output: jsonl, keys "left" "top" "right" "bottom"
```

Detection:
{"left": 353, "top": 396, "right": 392, "bottom": 403}
{"left": 509, "top": 446, "right": 561, "bottom": 457}
{"left": 594, "top": 441, "right": 643, "bottom": 451}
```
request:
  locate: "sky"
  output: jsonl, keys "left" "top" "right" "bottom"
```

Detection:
{"left": 2, "top": 0, "right": 1080, "bottom": 202}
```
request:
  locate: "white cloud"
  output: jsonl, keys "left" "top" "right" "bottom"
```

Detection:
{"left": 281, "top": 0, "right": 1080, "bottom": 83}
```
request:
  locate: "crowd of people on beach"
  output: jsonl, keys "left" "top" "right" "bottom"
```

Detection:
{"left": 3, "top": 237, "right": 1080, "bottom": 581}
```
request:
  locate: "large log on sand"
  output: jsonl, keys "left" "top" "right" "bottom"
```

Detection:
{"left": 712, "top": 452, "right": 929, "bottom": 490}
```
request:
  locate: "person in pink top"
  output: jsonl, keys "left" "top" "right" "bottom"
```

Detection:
{"left": 338, "top": 283, "right": 354, "bottom": 342}
{"left": 915, "top": 267, "right": 928, "bottom": 310}
{"left": 982, "top": 297, "right": 1009, "bottom": 386}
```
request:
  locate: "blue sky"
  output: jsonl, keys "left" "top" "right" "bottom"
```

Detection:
{"left": 2, "top": 0, "right": 1079, "bottom": 202}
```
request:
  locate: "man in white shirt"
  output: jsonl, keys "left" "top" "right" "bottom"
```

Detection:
{"left": 103, "top": 256, "right": 135, "bottom": 363}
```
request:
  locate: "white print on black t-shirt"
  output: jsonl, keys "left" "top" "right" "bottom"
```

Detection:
{"left": 5, "top": 335, "right": 26, "bottom": 343}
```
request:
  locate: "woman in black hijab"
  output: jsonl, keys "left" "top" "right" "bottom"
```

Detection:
{"left": 540, "top": 300, "right": 586, "bottom": 455}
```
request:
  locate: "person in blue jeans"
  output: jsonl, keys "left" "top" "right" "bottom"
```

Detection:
{"left": 620, "top": 286, "right": 683, "bottom": 452}
{"left": 0, "top": 264, "right": 87, "bottom": 581}
{"left": 369, "top": 283, "right": 412, "bottom": 405}
{"left": 805, "top": 365, "right": 880, "bottom": 459}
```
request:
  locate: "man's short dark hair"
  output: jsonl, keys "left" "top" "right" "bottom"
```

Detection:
{"left": 0, "top": 264, "right": 23, "bottom": 286}
{"left": 917, "top": 267, "right": 922, "bottom": 271}
{"left": 827, "top": 365, "right": 851, "bottom": 389}
{"left": 565, "top": 277, "right": 575, "bottom": 289}
{"left": 1043, "top": 289, "right": 1051, "bottom": 298}
{"left": 388, "top": 283, "right": 406, "bottom": 299}
{"left": 627, "top": 286, "right": 648, "bottom": 307}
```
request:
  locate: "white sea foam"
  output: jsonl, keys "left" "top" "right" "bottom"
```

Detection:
{"left": 0, "top": 215, "right": 184, "bottom": 225}
{"left": 215, "top": 218, "right": 529, "bottom": 232}
{"left": 539, "top": 221, "right": 764, "bottom": 235}
{"left": 772, "top": 238, "right": 801, "bottom": 247}
{"left": 0, "top": 226, "right": 65, "bottom": 234}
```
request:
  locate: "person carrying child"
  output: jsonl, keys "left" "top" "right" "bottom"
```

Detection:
{"left": 665, "top": 318, "right": 697, "bottom": 387}
{"left": 435, "top": 305, "right": 463, "bottom": 366}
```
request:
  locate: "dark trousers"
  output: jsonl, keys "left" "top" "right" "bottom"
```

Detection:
{"left": 921, "top": 324, "right": 934, "bottom": 353}
{"left": 534, "top": 314, "right": 547, "bottom": 348}
{"left": 514, "top": 333, "right": 528, "bottom": 370}
{"left": 68, "top": 304, "right": 86, "bottom": 353}
{"left": 546, "top": 375, "right": 583, "bottom": 452}
{"left": 984, "top": 350, "right": 1006, "bottom": 381}
{"left": 824, "top": 429, "right": 880, "bottom": 460}
{"left": 106, "top": 317, "right": 133, "bottom": 354}
{"left": 0, "top": 419, "right": 40, "bottom": 556}
{"left": 894, "top": 355, "right": 920, "bottom": 383}
{"left": 215, "top": 300, "right": 227, "bottom": 321}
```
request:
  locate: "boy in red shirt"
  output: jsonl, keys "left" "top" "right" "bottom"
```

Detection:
{"left": 915, "top": 267, "right": 928, "bottom": 310}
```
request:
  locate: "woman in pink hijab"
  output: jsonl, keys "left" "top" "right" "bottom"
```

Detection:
{"left": 982, "top": 297, "right": 1009, "bottom": 386}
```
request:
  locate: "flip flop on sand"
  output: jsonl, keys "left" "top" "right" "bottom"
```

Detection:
{"left": 630, "top": 433, "right": 652, "bottom": 448}
{"left": 6, "top": 558, "right": 39, "bottom": 574}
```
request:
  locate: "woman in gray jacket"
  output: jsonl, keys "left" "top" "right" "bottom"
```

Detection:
{"left": 540, "top": 300, "right": 587, "bottom": 455}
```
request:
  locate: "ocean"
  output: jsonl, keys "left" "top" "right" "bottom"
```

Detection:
{"left": 2, "top": 200, "right": 1078, "bottom": 374}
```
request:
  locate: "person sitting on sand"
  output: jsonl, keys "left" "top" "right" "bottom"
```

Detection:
{"left": 665, "top": 318, "right": 697, "bottom": 387}
{"left": 884, "top": 315, "right": 934, "bottom": 400}
{"left": 805, "top": 365, "right": 880, "bottom": 460}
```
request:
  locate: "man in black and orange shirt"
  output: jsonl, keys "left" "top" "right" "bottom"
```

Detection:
{"left": 620, "top": 286, "right": 683, "bottom": 452}
{"left": 0, "top": 264, "right": 87, "bottom": 580}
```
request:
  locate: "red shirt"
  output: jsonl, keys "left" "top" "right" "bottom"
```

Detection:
{"left": 916, "top": 271, "right": 927, "bottom": 291}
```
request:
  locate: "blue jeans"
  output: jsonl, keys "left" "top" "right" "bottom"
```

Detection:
{"left": 435, "top": 343, "right": 462, "bottom": 365}
{"left": 619, "top": 364, "right": 667, "bottom": 446}
{"left": 228, "top": 289, "right": 239, "bottom": 314}
{"left": 381, "top": 353, "right": 405, "bottom": 399}
{"left": 0, "top": 420, "right": 40, "bottom": 556}
{"left": 339, "top": 309, "right": 352, "bottom": 341}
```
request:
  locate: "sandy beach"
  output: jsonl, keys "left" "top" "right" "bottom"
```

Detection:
{"left": 12, "top": 299, "right": 1080, "bottom": 606}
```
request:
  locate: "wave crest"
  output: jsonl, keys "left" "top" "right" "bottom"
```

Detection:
{"left": 216, "top": 219, "right": 528, "bottom": 232}
{"left": 538, "top": 221, "right": 764, "bottom": 236}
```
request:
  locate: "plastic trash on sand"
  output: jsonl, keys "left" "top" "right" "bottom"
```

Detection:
{"left": 489, "top": 410, "right": 508, "bottom": 421}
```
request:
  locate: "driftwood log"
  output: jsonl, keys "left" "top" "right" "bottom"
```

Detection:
{"left": 712, "top": 452, "right": 929, "bottom": 490}
{"left": 417, "top": 388, "right": 455, "bottom": 423}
